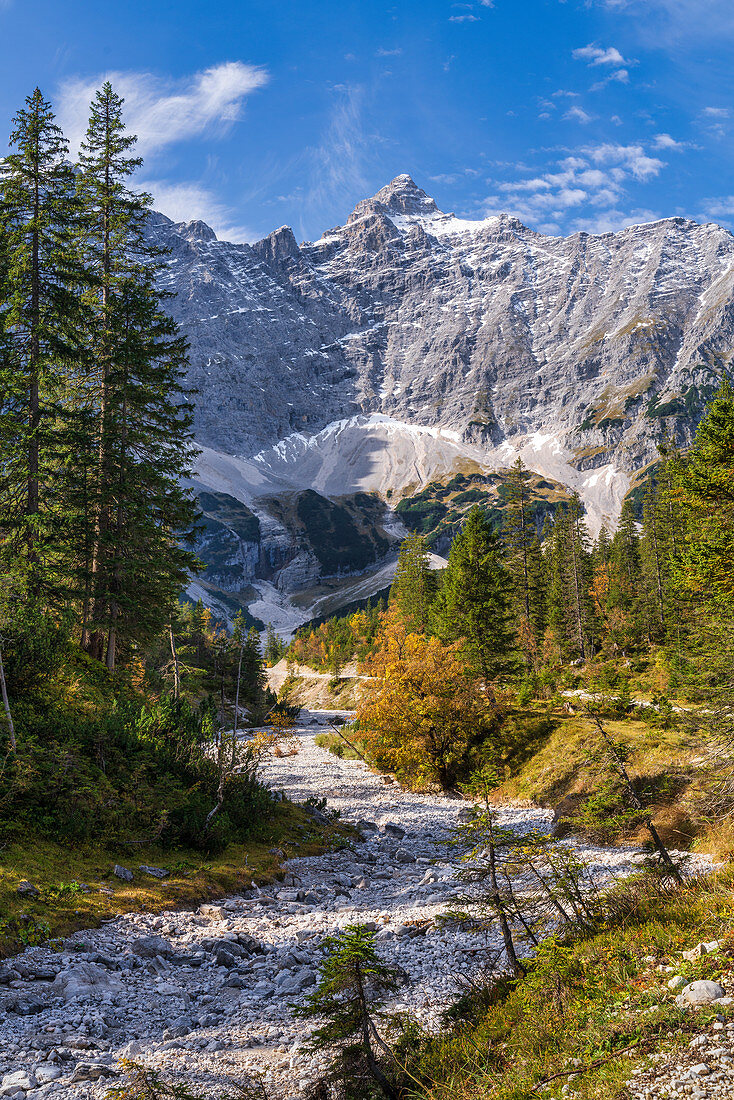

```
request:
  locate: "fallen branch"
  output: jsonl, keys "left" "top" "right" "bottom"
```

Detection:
{"left": 530, "top": 1038, "right": 657, "bottom": 1092}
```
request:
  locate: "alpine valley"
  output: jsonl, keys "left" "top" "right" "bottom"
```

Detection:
{"left": 154, "top": 175, "right": 734, "bottom": 633}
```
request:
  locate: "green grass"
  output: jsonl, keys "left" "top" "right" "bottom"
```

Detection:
{"left": 495, "top": 707, "right": 707, "bottom": 852}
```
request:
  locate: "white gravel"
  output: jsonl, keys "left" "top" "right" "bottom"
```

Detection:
{"left": 0, "top": 710, "right": 707, "bottom": 1099}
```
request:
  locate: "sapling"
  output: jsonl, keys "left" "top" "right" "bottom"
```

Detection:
{"left": 295, "top": 924, "right": 406, "bottom": 1100}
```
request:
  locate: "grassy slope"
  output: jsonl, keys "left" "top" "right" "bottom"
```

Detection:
{"left": 412, "top": 874, "right": 734, "bottom": 1100}
{"left": 0, "top": 802, "right": 353, "bottom": 958}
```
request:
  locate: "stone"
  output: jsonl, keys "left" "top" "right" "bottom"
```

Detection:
{"left": 138, "top": 865, "right": 169, "bottom": 879}
{"left": 199, "top": 904, "right": 225, "bottom": 921}
{"left": 70, "top": 1063, "right": 116, "bottom": 1083}
{"left": 395, "top": 848, "right": 416, "bottom": 864}
{"left": 0, "top": 1072, "right": 35, "bottom": 1094}
{"left": 667, "top": 975, "right": 687, "bottom": 991}
{"left": 52, "top": 962, "right": 122, "bottom": 1002}
{"left": 131, "top": 935, "right": 175, "bottom": 959}
{"left": 382, "top": 823, "right": 406, "bottom": 839}
{"left": 112, "top": 865, "right": 133, "bottom": 883}
{"left": 34, "top": 1067, "right": 62, "bottom": 1085}
{"left": 676, "top": 981, "right": 725, "bottom": 1007}
{"left": 682, "top": 942, "right": 711, "bottom": 962}
{"left": 689, "top": 1064, "right": 711, "bottom": 1077}
{"left": 16, "top": 882, "right": 39, "bottom": 898}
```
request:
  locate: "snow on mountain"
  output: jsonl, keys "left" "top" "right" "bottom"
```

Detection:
{"left": 149, "top": 174, "right": 734, "bottom": 625}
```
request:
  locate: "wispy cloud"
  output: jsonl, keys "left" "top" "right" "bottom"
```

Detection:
{"left": 141, "top": 179, "right": 255, "bottom": 242}
{"left": 302, "top": 85, "right": 371, "bottom": 236}
{"left": 565, "top": 105, "right": 594, "bottom": 124}
{"left": 376, "top": 47, "right": 403, "bottom": 57}
{"left": 449, "top": 14, "right": 480, "bottom": 22}
{"left": 702, "top": 106, "right": 729, "bottom": 118}
{"left": 57, "top": 61, "right": 268, "bottom": 159}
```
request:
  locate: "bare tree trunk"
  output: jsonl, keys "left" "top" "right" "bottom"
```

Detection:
{"left": 169, "top": 623, "right": 180, "bottom": 700}
{"left": 0, "top": 648, "right": 17, "bottom": 752}
{"left": 487, "top": 820, "right": 526, "bottom": 977}
{"left": 590, "top": 711, "right": 681, "bottom": 881}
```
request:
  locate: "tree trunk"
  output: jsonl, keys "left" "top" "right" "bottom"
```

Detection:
{"left": 487, "top": 820, "right": 525, "bottom": 977}
{"left": 0, "top": 649, "right": 17, "bottom": 752}
{"left": 169, "top": 624, "right": 180, "bottom": 700}
{"left": 590, "top": 711, "right": 681, "bottom": 881}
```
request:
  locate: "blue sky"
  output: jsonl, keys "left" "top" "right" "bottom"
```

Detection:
{"left": 1, "top": 0, "right": 733, "bottom": 243}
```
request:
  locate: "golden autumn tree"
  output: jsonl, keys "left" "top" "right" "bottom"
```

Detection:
{"left": 356, "top": 614, "right": 501, "bottom": 790}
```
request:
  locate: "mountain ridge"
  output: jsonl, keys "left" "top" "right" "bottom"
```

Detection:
{"left": 150, "top": 175, "right": 734, "bottom": 630}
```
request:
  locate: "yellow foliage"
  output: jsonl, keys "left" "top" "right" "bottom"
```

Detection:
{"left": 357, "top": 616, "right": 500, "bottom": 790}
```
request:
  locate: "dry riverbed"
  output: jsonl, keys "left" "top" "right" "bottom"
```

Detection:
{"left": 0, "top": 710, "right": 706, "bottom": 1099}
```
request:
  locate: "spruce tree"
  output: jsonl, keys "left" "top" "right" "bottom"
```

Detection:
{"left": 74, "top": 83, "right": 199, "bottom": 668}
{"left": 503, "top": 459, "right": 546, "bottom": 665}
{"left": 389, "top": 532, "right": 437, "bottom": 632}
{"left": 0, "top": 88, "right": 89, "bottom": 596}
{"left": 435, "top": 506, "right": 517, "bottom": 683}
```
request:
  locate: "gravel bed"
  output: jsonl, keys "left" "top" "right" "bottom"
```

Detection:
{"left": 0, "top": 710, "right": 709, "bottom": 1099}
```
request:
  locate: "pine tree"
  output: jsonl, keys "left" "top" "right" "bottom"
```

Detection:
{"left": 73, "top": 84, "right": 199, "bottom": 669}
{"left": 75, "top": 81, "right": 146, "bottom": 653}
{"left": 0, "top": 88, "right": 89, "bottom": 596}
{"left": 503, "top": 459, "right": 547, "bottom": 665}
{"left": 435, "top": 506, "right": 517, "bottom": 683}
{"left": 389, "top": 532, "right": 437, "bottom": 632}
{"left": 544, "top": 497, "right": 595, "bottom": 662}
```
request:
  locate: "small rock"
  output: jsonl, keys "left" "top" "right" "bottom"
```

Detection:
{"left": 668, "top": 975, "right": 687, "bottom": 992}
{"left": 16, "top": 882, "right": 40, "bottom": 898}
{"left": 0, "top": 1071, "right": 35, "bottom": 1094}
{"left": 199, "top": 904, "right": 225, "bottom": 921}
{"left": 689, "top": 1063, "right": 711, "bottom": 1077}
{"left": 682, "top": 943, "right": 710, "bottom": 963}
{"left": 138, "top": 866, "right": 169, "bottom": 879}
{"left": 112, "top": 865, "right": 133, "bottom": 883}
{"left": 382, "top": 823, "right": 406, "bottom": 839}
{"left": 131, "top": 935, "right": 175, "bottom": 959}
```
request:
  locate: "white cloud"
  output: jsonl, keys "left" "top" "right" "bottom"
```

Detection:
{"left": 573, "top": 44, "right": 628, "bottom": 66}
{"left": 142, "top": 180, "right": 255, "bottom": 243}
{"left": 653, "top": 132, "right": 684, "bottom": 149}
{"left": 703, "top": 106, "right": 729, "bottom": 118}
{"left": 483, "top": 140, "right": 666, "bottom": 232}
{"left": 58, "top": 61, "right": 268, "bottom": 159}
{"left": 702, "top": 196, "right": 734, "bottom": 219}
{"left": 569, "top": 208, "right": 659, "bottom": 234}
{"left": 565, "top": 105, "right": 594, "bottom": 124}
{"left": 449, "top": 13, "right": 480, "bottom": 21}
{"left": 376, "top": 47, "right": 403, "bottom": 57}
{"left": 585, "top": 143, "right": 664, "bottom": 180}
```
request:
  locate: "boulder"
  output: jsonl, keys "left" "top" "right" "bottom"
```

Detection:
{"left": 52, "top": 962, "right": 122, "bottom": 1002}
{"left": 382, "top": 823, "right": 406, "bottom": 839}
{"left": 131, "top": 935, "right": 175, "bottom": 959}
{"left": 667, "top": 975, "right": 687, "bottom": 992}
{"left": 112, "top": 865, "right": 133, "bottom": 883}
{"left": 0, "top": 1071, "right": 36, "bottom": 1094}
{"left": 676, "top": 980, "right": 725, "bottom": 1007}
{"left": 199, "top": 904, "right": 225, "bottom": 921}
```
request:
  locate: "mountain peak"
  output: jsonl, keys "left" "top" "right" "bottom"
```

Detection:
{"left": 370, "top": 174, "right": 440, "bottom": 216}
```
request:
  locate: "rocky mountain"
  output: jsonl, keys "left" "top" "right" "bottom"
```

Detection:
{"left": 151, "top": 175, "right": 734, "bottom": 631}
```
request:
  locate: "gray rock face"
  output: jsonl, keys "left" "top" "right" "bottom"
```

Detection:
{"left": 153, "top": 174, "right": 734, "bottom": 472}
{"left": 148, "top": 174, "right": 734, "bottom": 619}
